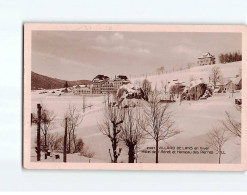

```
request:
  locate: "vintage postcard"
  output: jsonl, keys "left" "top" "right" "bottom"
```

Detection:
{"left": 23, "top": 24, "right": 247, "bottom": 170}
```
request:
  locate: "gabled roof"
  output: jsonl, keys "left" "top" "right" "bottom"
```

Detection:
{"left": 198, "top": 52, "right": 215, "bottom": 59}
{"left": 93, "top": 74, "right": 109, "bottom": 81}
{"left": 190, "top": 79, "right": 205, "bottom": 88}
{"left": 228, "top": 77, "right": 242, "bottom": 85}
{"left": 210, "top": 78, "right": 229, "bottom": 86}
{"left": 75, "top": 84, "right": 81, "bottom": 89}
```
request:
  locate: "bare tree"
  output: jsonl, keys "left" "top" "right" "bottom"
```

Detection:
{"left": 156, "top": 66, "right": 165, "bottom": 74}
{"left": 64, "top": 105, "right": 83, "bottom": 153}
{"left": 160, "top": 66, "right": 165, "bottom": 74}
{"left": 141, "top": 79, "right": 152, "bottom": 101}
{"left": 206, "top": 128, "right": 229, "bottom": 164}
{"left": 119, "top": 105, "right": 145, "bottom": 163}
{"left": 210, "top": 66, "right": 222, "bottom": 89}
{"left": 42, "top": 132, "right": 63, "bottom": 152}
{"left": 142, "top": 90, "right": 181, "bottom": 163}
{"left": 161, "top": 81, "right": 167, "bottom": 94}
{"left": 98, "top": 106, "right": 125, "bottom": 163}
{"left": 80, "top": 145, "right": 95, "bottom": 158}
{"left": 38, "top": 132, "right": 64, "bottom": 153}
{"left": 105, "top": 91, "right": 111, "bottom": 106}
{"left": 222, "top": 111, "right": 241, "bottom": 138}
{"left": 32, "top": 105, "right": 56, "bottom": 150}
{"left": 40, "top": 106, "right": 56, "bottom": 149}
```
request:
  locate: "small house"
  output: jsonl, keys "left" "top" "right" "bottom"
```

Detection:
{"left": 225, "top": 76, "right": 242, "bottom": 93}
{"left": 181, "top": 79, "right": 207, "bottom": 100}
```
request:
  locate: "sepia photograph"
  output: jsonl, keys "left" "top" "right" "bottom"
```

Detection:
{"left": 23, "top": 24, "right": 246, "bottom": 170}
{"left": 2, "top": 0, "right": 247, "bottom": 192}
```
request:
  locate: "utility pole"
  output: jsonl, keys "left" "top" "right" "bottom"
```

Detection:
{"left": 83, "top": 95, "right": 85, "bottom": 113}
{"left": 63, "top": 117, "right": 67, "bottom": 163}
{"left": 31, "top": 113, "right": 33, "bottom": 126}
{"left": 37, "top": 104, "right": 41, "bottom": 161}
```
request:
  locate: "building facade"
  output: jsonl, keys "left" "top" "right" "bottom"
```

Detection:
{"left": 197, "top": 52, "right": 216, "bottom": 66}
{"left": 92, "top": 74, "right": 130, "bottom": 94}
{"left": 92, "top": 75, "right": 109, "bottom": 94}
{"left": 73, "top": 84, "right": 92, "bottom": 95}
{"left": 101, "top": 81, "right": 115, "bottom": 94}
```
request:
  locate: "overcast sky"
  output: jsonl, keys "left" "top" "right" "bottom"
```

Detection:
{"left": 32, "top": 31, "right": 241, "bottom": 81}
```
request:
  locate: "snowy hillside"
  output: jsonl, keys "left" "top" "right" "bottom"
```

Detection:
{"left": 131, "top": 62, "right": 242, "bottom": 90}
{"left": 30, "top": 61, "right": 242, "bottom": 164}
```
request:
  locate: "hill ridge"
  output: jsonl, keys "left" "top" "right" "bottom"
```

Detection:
{"left": 31, "top": 71, "right": 92, "bottom": 90}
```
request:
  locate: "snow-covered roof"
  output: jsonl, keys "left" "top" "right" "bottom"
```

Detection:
{"left": 119, "top": 83, "right": 136, "bottom": 93}
{"left": 182, "top": 86, "right": 190, "bottom": 93}
{"left": 229, "top": 77, "right": 241, "bottom": 85}
{"left": 93, "top": 75, "right": 109, "bottom": 82}
{"left": 167, "top": 80, "right": 186, "bottom": 87}
{"left": 190, "top": 79, "right": 205, "bottom": 88}
{"left": 198, "top": 52, "right": 215, "bottom": 59}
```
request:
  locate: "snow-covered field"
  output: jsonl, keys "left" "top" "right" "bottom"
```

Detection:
{"left": 131, "top": 61, "right": 242, "bottom": 90}
{"left": 31, "top": 62, "right": 242, "bottom": 164}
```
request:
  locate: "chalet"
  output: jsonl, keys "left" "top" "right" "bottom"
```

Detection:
{"left": 167, "top": 80, "right": 186, "bottom": 100}
{"left": 208, "top": 76, "right": 241, "bottom": 93}
{"left": 197, "top": 52, "right": 216, "bottom": 66}
{"left": 224, "top": 76, "right": 242, "bottom": 93}
{"left": 210, "top": 79, "right": 228, "bottom": 93}
{"left": 181, "top": 79, "right": 207, "bottom": 100}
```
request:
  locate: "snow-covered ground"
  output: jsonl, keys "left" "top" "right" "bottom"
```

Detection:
{"left": 137, "top": 93, "right": 241, "bottom": 163}
{"left": 131, "top": 61, "right": 242, "bottom": 90}
{"left": 31, "top": 62, "right": 242, "bottom": 164}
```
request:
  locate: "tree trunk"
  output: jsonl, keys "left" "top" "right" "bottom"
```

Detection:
{"left": 112, "top": 124, "right": 118, "bottom": 163}
{"left": 63, "top": 118, "right": 67, "bottom": 163}
{"left": 128, "top": 143, "right": 135, "bottom": 163}
{"left": 44, "top": 133, "right": 47, "bottom": 147}
{"left": 156, "top": 139, "right": 159, "bottom": 163}
{"left": 68, "top": 132, "right": 71, "bottom": 154}
{"left": 73, "top": 130, "right": 77, "bottom": 153}
{"left": 135, "top": 145, "right": 138, "bottom": 163}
